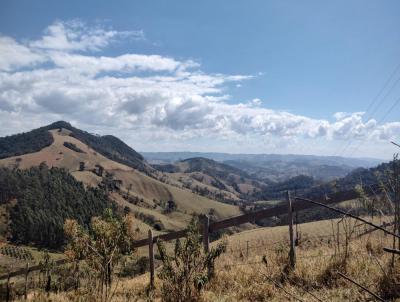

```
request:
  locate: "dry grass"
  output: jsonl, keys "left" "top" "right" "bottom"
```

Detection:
{"left": 0, "top": 129, "right": 243, "bottom": 239}
{"left": 10, "top": 216, "right": 400, "bottom": 302}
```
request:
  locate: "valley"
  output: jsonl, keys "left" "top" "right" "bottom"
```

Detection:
{"left": 0, "top": 122, "right": 398, "bottom": 302}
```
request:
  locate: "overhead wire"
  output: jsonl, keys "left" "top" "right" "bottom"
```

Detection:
{"left": 333, "top": 61, "right": 400, "bottom": 157}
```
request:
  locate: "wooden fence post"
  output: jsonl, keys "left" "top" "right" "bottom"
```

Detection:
{"left": 287, "top": 191, "right": 296, "bottom": 269}
{"left": 24, "top": 263, "right": 29, "bottom": 300}
{"left": 6, "top": 272, "right": 10, "bottom": 302}
{"left": 148, "top": 229, "right": 155, "bottom": 289}
{"left": 202, "top": 215, "right": 212, "bottom": 278}
{"left": 202, "top": 215, "right": 210, "bottom": 253}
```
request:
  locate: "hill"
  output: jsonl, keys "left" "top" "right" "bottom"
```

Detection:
{"left": 0, "top": 123, "right": 244, "bottom": 245}
{"left": 142, "top": 151, "right": 383, "bottom": 182}
{"left": 153, "top": 157, "right": 266, "bottom": 201}
{"left": 0, "top": 121, "right": 147, "bottom": 172}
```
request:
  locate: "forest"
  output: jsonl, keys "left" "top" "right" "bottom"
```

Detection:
{"left": 0, "top": 164, "right": 113, "bottom": 248}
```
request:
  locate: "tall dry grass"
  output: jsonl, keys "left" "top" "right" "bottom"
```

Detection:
{"left": 13, "top": 217, "right": 400, "bottom": 302}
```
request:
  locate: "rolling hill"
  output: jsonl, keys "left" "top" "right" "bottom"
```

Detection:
{"left": 143, "top": 151, "right": 383, "bottom": 182}
{"left": 0, "top": 122, "right": 245, "bottom": 245}
{"left": 0, "top": 121, "right": 147, "bottom": 172}
{"left": 153, "top": 157, "right": 267, "bottom": 201}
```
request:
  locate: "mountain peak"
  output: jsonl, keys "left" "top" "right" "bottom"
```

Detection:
{"left": 0, "top": 121, "right": 146, "bottom": 170}
{"left": 46, "top": 120, "right": 73, "bottom": 130}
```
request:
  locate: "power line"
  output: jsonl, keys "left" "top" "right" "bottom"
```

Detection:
{"left": 338, "top": 76, "right": 400, "bottom": 157}
{"left": 347, "top": 94, "right": 400, "bottom": 157}
{"left": 333, "top": 62, "right": 400, "bottom": 157}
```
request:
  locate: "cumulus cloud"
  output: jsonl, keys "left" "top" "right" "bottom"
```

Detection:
{"left": 0, "top": 20, "right": 398, "bottom": 157}
{"left": 0, "top": 37, "right": 45, "bottom": 71}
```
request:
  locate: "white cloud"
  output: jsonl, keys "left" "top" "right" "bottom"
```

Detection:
{"left": 0, "top": 20, "right": 398, "bottom": 158}
{"left": 49, "top": 53, "right": 185, "bottom": 75}
{"left": 30, "top": 20, "right": 143, "bottom": 52}
{"left": 0, "top": 37, "right": 45, "bottom": 71}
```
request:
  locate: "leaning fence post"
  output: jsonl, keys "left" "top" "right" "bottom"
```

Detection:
{"left": 148, "top": 229, "right": 155, "bottom": 289}
{"left": 287, "top": 191, "right": 296, "bottom": 269}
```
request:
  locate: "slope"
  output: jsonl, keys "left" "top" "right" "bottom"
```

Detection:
{"left": 153, "top": 157, "right": 265, "bottom": 200}
{"left": 0, "top": 127, "right": 242, "bottom": 237}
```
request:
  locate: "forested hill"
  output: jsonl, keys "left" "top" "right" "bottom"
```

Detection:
{"left": 253, "top": 160, "right": 396, "bottom": 201}
{"left": 0, "top": 126, "right": 53, "bottom": 159}
{"left": 154, "top": 157, "right": 253, "bottom": 179}
{"left": 0, "top": 164, "right": 112, "bottom": 248}
{"left": 0, "top": 121, "right": 147, "bottom": 171}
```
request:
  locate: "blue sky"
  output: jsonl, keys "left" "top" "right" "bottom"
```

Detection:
{"left": 0, "top": 1, "right": 399, "bottom": 158}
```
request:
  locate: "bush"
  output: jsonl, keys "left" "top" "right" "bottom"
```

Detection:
{"left": 378, "top": 258, "right": 400, "bottom": 299}
{"left": 157, "top": 218, "right": 227, "bottom": 302}
{"left": 119, "top": 256, "right": 149, "bottom": 277}
{"left": 63, "top": 142, "right": 85, "bottom": 153}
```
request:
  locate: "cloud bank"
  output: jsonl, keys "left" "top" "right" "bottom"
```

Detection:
{"left": 0, "top": 20, "right": 398, "bottom": 157}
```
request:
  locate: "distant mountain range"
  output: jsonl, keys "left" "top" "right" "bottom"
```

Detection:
{"left": 142, "top": 152, "right": 383, "bottom": 182}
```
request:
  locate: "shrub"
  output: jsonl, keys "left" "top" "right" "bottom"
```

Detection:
{"left": 378, "top": 258, "right": 400, "bottom": 299}
{"left": 119, "top": 256, "right": 149, "bottom": 277}
{"left": 64, "top": 209, "right": 137, "bottom": 301}
{"left": 63, "top": 142, "right": 85, "bottom": 153}
{"left": 157, "top": 218, "right": 227, "bottom": 302}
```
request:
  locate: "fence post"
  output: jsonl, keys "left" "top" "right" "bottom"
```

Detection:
{"left": 148, "top": 229, "right": 155, "bottom": 289}
{"left": 24, "top": 263, "right": 29, "bottom": 300}
{"left": 202, "top": 215, "right": 210, "bottom": 253}
{"left": 202, "top": 215, "right": 212, "bottom": 278}
{"left": 287, "top": 191, "right": 296, "bottom": 269}
{"left": 6, "top": 272, "right": 10, "bottom": 302}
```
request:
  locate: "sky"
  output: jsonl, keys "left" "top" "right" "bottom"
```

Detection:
{"left": 0, "top": 1, "right": 399, "bottom": 159}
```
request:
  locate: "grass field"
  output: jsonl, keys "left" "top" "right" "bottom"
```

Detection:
{"left": 6, "top": 214, "right": 399, "bottom": 302}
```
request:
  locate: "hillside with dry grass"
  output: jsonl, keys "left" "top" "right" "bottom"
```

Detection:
{"left": 0, "top": 125, "right": 244, "bottom": 241}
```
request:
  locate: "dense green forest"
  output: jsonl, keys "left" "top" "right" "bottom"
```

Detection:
{"left": 0, "top": 164, "right": 112, "bottom": 248}
{"left": 0, "top": 127, "right": 53, "bottom": 159}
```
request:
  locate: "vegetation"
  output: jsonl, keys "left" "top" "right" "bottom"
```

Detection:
{"left": 0, "top": 245, "right": 34, "bottom": 261}
{"left": 63, "top": 142, "right": 85, "bottom": 153}
{"left": 156, "top": 218, "right": 227, "bottom": 302}
{"left": 0, "top": 127, "right": 53, "bottom": 159}
{"left": 46, "top": 121, "right": 147, "bottom": 172}
{"left": 0, "top": 164, "right": 113, "bottom": 248}
{"left": 64, "top": 210, "right": 137, "bottom": 301}
{"left": 0, "top": 120, "right": 148, "bottom": 172}
{"left": 255, "top": 175, "right": 316, "bottom": 200}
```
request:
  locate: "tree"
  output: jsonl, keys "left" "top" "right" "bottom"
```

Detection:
{"left": 64, "top": 209, "right": 137, "bottom": 301}
{"left": 163, "top": 200, "right": 177, "bottom": 214}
